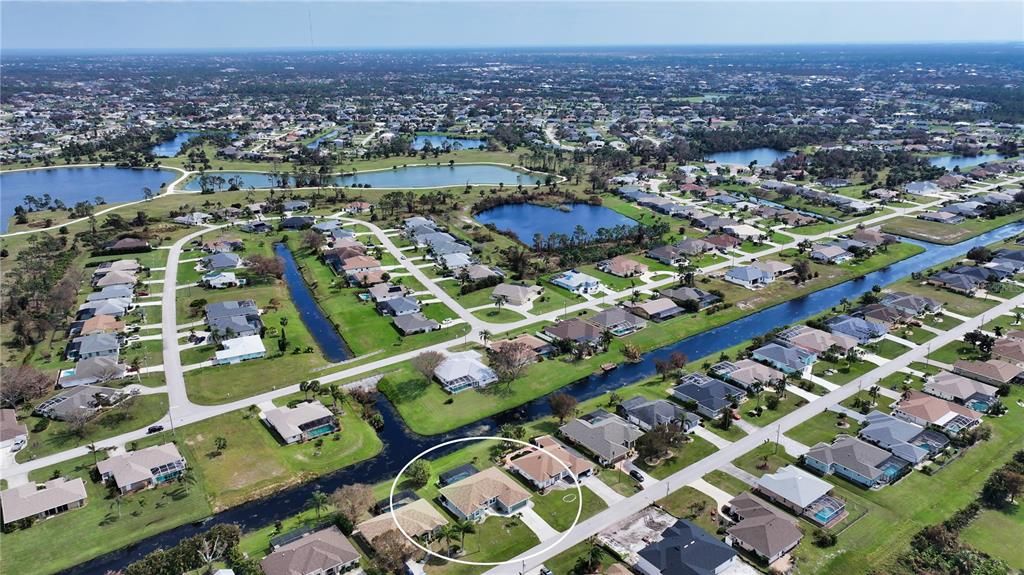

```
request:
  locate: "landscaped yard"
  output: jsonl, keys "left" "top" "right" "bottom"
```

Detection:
{"left": 635, "top": 435, "right": 718, "bottom": 480}
{"left": 881, "top": 212, "right": 1024, "bottom": 244}
{"left": 863, "top": 338, "right": 910, "bottom": 360}
{"left": 139, "top": 398, "right": 382, "bottom": 510}
{"left": 15, "top": 394, "right": 168, "bottom": 463}
{"left": 812, "top": 358, "right": 876, "bottom": 384}
{"left": 471, "top": 307, "right": 528, "bottom": 323}
{"left": 785, "top": 411, "right": 846, "bottom": 447}
{"left": 528, "top": 485, "right": 608, "bottom": 531}
{"left": 540, "top": 540, "right": 621, "bottom": 575}
{"left": 0, "top": 453, "right": 212, "bottom": 575}
{"left": 742, "top": 392, "right": 807, "bottom": 426}
{"left": 656, "top": 486, "right": 720, "bottom": 533}
{"left": 422, "top": 515, "right": 539, "bottom": 575}
{"left": 702, "top": 470, "right": 753, "bottom": 496}
{"left": 731, "top": 442, "right": 793, "bottom": 477}
{"left": 927, "top": 340, "right": 985, "bottom": 365}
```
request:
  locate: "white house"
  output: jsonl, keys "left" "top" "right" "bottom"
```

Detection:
{"left": 550, "top": 270, "right": 603, "bottom": 295}
{"left": 434, "top": 351, "right": 498, "bottom": 393}
{"left": 214, "top": 335, "right": 266, "bottom": 365}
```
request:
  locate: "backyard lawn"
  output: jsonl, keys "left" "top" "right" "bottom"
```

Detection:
{"left": 656, "top": 486, "right": 720, "bottom": 533}
{"left": 422, "top": 515, "right": 539, "bottom": 575}
{"left": 960, "top": 506, "right": 1024, "bottom": 569}
{"left": 528, "top": 485, "right": 608, "bottom": 531}
{"left": 0, "top": 453, "right": 212, "bottom": 575}
{"left": 881, "top": 212, "right": 1024, "bottom": 244}
{"left": 635, "top": 435, "right": 718, "bottom": 480}
{"left": 785, "top": 411, "right": 846, "bottom": 447}
{"left": 863, "top": 338, "right": 910, "bottom": 360}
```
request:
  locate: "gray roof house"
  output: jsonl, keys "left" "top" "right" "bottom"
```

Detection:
{"left": 670, "top": 373, "right": 747, "bottom": 419}
{"left": 205, "top": 300, "right": 263, "bottom": 338}
{"left": 588, "top": 307, "right": 647, "bottom": 336}
{"left": 377, "top": 296, "right": 421, "bottom": 317}
{"left": 858, "top": 410, "right": 948, "bottom": 464}
{"left": 66, "top": 333, "right": 120, "bottom": 361}
{"left": 0, "top": 478, "right": 88, "bottom": 525}
{"left": 924, "top": 371, "right": 999, "bottom": 407}
{"left": 755, "top": 465, "right": 843, "bottom": 524}
{"left": 751, "top": 342, "right": 816, "bottom": 374}
{"left": 618, "top": 397, "right": 700, "bottom": 432}
{"left": 558, "top": 410, "right": 643, "bottom": 466}
{"left": 724, "top": 492, "right": 803, "bottom": 565}
{"left": 803, "top": 435, "right": 909, "bottom": 489}
{"left": 710, "top": 359, "right": 784, "bottom": 391}
{"left": 659, "top": 287, "right": 721, "bottom": 310}
{"left": 825, "top": 314, "right": 888, "bottom": 343}
{"left": 724, "top": 265, "right": 773, "bottom": 289}
{"left": 57, "top": 356, "right": 128, "bottom": 388}
{"left": 200, "top": 252, "right": 241, "bottom": 271}
{"left": 34, "top": 385, "right": 124, "bottom": 421}
{"left": 634, "top": 520, "right": 737, "bottom": 575}
{"left": 392, "top": 313, "right": 440, "bottom": 335}
{"left": 434, "top": 351, "right": 498, "bottom": 394}
{"left": 97, "top": 443, "right": 187, "bottom": 494}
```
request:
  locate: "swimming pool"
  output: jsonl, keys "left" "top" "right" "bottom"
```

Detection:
{"left": 814, "top": 506, "right": 841, "bottom": 524}
{"left": 967, "top": 399, "right": 990, "bottom": 413}
{"left": 305, "top": 424, "right": 337, "bottom": 438}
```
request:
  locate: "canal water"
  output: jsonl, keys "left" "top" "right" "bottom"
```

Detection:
{"left": 274, "top": 243, "right": 353, "bottom": 363}
{"left": 150, "top": 132, "right": 202, "bottom": 157}
{"left": 474, "top": 203, "right": 638, "bottom": 240}
{"left": 64, "top": 221, "right": 1024, "bottom": 574}
{"left": 0, "top": 167, "right": 175, "bottom": 233}
{"left": 927, "top": 153, "right": 1012, "bottom": 171}
{"left": 412, "top": 135, "right": 486, "bottom": 151}
{"left": 181, "top": 165, "right": 544, "bottom": 191}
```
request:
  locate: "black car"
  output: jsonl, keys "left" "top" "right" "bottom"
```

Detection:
{"left": 629, "top": 469, "right": 645, "bottom": 482}
{"left": 147, "top": 425, "right": 165, "bottom": 434}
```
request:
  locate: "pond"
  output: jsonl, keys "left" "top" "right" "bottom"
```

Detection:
{"left": 0, "top": 166, "right": 176, "bottom": 232}
{"left": 150, "top": 131, "right": 202, "bottom": 157}
{"left": 412, "top": 134, "right": 486, "bottom": 150}
{"left": 66, "top": 221, "right": 1024, "bottom": 575}
{"left": 274, "top": 244, "right": 353, "bottom": 363}
{"left": 180, "top": 164, "right": 544, "bottom": 191}
{"left": 928, "top": 153, "right": 1012, "bottom": 171}
{"left": 706, "top": 147, "right": 793, "bottom": 166}
{"left": 474, "top": 203, "right": 637, "bottom": 242}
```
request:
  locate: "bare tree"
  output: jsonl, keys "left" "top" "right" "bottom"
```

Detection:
{"left": 0, "top": 365, "right": 53, "bottom": 407}
{"left": 330, "top": 483, "right": 375, "bottom": 523}
{"left": 301, "top": 229, "right": 325, "bottom": 253}
{"left": 247, "top": 254, "right": 285, "bottom": 280}
{"left": 488, "top": 341, "right": 533, "bottom": 388}
{"left": 412, "top": 350, "right": 445, "bottom": 380}
{"left": 372, "top": 530, "right": 414, "bottom": 573}
{"left": 64, "top": 410, "right": 93, "bottom": 438}
{"left": 196, "top": 532, "right": 231, "bottom": 574}
{"left": 549, "top": 393, "right": 578, "bottom": 424}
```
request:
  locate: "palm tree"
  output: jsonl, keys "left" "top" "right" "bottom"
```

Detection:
{"left": 86, "top": 443, "right": 101, "bottom": 466}
{"left": 480, "top": 330, "right": 492, "bottom": 345}
{"left": 177, "top": 466, "right": 197, "bottom": 493}
{"left": 308, "top": 490, "right": 329, "bottom": 520}
{"left": 441, "top": 524, "right": 459, "bottom": 556}
{"left": 300, "top": 380, "right": 311, "bottom": 400}
{"left": 454, "top": 520, "right": 476, "bottom": 549}
{"left": 325, "top": 383, "right": 340, "bottom": 409}
{"left": 309, "top": 380, "right": 321, "bottom": 397}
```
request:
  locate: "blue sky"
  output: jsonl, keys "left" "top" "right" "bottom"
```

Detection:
{"left": 2, "top": 1, "right": 1022, "bottom": 52}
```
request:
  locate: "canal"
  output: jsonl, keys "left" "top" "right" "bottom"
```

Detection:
{"left": 65, "top": 221, "right": 1024, "bottom": 574}
{"left": 274, "top": 243, "right": 353, "bottom": 363}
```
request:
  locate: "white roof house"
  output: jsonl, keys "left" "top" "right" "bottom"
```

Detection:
{"left": 434, "top": 351, "right": 498, "bottom": 394}
{"left": 550, "top": 270, "right": 603, "bottom": 294}
{"left": 97, "top": 443, "right": 186, "bottom": 493}
{"left": 214, "top": 335, "right": 266, "bottom": 365}
{"left": 755, "top": 465, "right": 833, "bottom": 511}
{"left": 262, "top": 401, "right": 337, "bottom": 444}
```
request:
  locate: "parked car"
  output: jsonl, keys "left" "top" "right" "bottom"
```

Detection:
{"left": 11, "top": 437, "right": 27, "bottom": 452}
{"left": 147, "top": 425, "right": 165, "bottom": 434}
{"left": 629, "top": 469, "right": 645, "bottom": 482}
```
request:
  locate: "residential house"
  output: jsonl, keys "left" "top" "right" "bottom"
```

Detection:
{"left": 550, "top": 270, "right": 603, "bottom": 295}
{"left": 925, "top": 371, "right": 999, "bottom": 408}
{"left": 724, "top": 265, "right": 773, "bottom": 289}
{"left": 633, "top": 520, "right": 737, "bottom": 575}
{"left": 658, "top": 287, "right": 722, "bottom": 311}
{"left": 626, "top": 298, "right": 683, "bottom": 321}
{"left": 97, "top": 443, "right": 187, "bottom": 494}
{"left": 85, "top": 285, "right": 134, "bottom": 303}
{"left": 825, "top": 315, "right": 887, "bottom": 344}
{"left": 488, "top": 334, "right": 556, "bottom": 360}
{"left": 438, "top": 467, "right": 531, "bottom": 521}
{"left": 810, "top": 244, "right": 853, "bottom": 264}
{"left": 892, "top": 390, "right": 982, "bottom": 436}
{"left": 918, "top": 211, "right": 964, "bottom": 224}
{"left": 509, "top": 436, "right": 595, "bottom": 490}
{"left": 392, "top": 313, "right": 440, "bottom": 336}
{"left": 66, "top": 333, "right": 120, "bottom": 361}
{"left": 588, "top": 307, "right": 648, "bottom": 336}
{"left": 201, "top": 271, "right": 242, "bottom": 289}
{"left": 859, "top": 410, "right": 948, "bottom": 464}
{"left": 434, "top": 351, "right": 498, "bottom": 393}
{"left": 78, "top": 314, "right": 125, "bottom": 336}
{"left": 0, "top": 478, "right": 88, "bottom": 526}
{"left": 755, "top": 465, "right": 845, "bottom": 526}
{"left": 262, "top": 401, "right": 338, "bottom": 445}
{"left": 724, "top": 492, "right": 803, "bottom": 566}
{"left": 704, "top": 234, "right": 742, "bottom": 251}
{"left": 57, "top": 356, "right": 127, "bottom": 388}
{"left": 670, "top": 373, "right": 747, "bottom": 419}
{"left": 543, "top": 318, "right": 603, "bottom": 348}
{"left": 199, "top": 252, "right": 242, "bottom": 271}
{"left": 105, "top": 237, "right": 150, "bottom": 253}
{"left": 34, "top": 385, "right": 124, "bottom": 421}
{"left": 928, "top": 271, "right": 983, "bottom": 295}
{"left": 618, "top": 397, "right": 700, "bottom": 432}
{"left": 953, "top": 359, "right": 1023, "bottom": 387}
{"left": 214, "top": 335, "right": 266, "bottom": 365}
{"left": 205, "top": 300, "right": 263, "bottom": 339}
{"left": 778, "top": 325, "right": 858, "bottom": 354}
{"left": 439, "top": 464, "right": 479, "bottom": 487}
{"left": 356, "top": 499, "right": 448, "bottom": 549}
{"left": 993, "top": 338, "right": 1024, "bottom": 365}
{"left": 77, "top": 299, "right": 131, "bottom": 321}
{"left": 491, "top": 283, "right": 543, "bottom": 306}
{"left": 0, "top": 409, "right": 28, "bottom": 451}
{"left": 377, "top": 296, "right": 421, "bottom": 317}
{"left": 851, "top": 227, "right": 897, "bottom": 248}
{"left": 93, "top": 270, "right": 138, "bottom": 289}
{"left": 598, "top": 255, "right": 648, "bottom": 277}
{"left": 803, "top": 435, "right": 909, "bottom": 488}
{"left": 905, "top": 181, "right": 941, "bottom": 195}
{"left": 260, "top": 526, "right": 360, "bottom": 575}
{"left": 752, "top": 343, "right": 816, "bottom": 374}
{"left": 279, "top": 216, "right": 315, "bottom": 230}
{"left": 710, "top": 359, "right": 784, "bottom": 392}
{"left": 880, "top": 292, "right": 942, "bottom": 316}
{"left": 558, "top": 410, "right": 643, "bottom": 466}
{"left": 751, "top": 260, "right": 793, "bottom": 279}
{"left": 646, "top": 244, "right": 689, "bottom": 266}
{"left": 368, "top": 283, "right": 410, "bottom": 303}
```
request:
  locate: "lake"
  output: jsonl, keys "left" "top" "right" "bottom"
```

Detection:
{"left": 412, "top": 134, "right": 486, "bottom": 150}
{"left": 707, "top": 147, "right": 793, "bottom": 166}
{"left": 474, "top": 203, "right": 637, "bottom": 242}
{"left": 0, "top": 166, "right": 176, "bottom": 232}
{"left": 928, "top": 153, "right": 1012, "bottom": 171}
{"left": 67, "top": 220, "right": 1024, "bottom": 575}
{"left": 150, "top": 132, "right": 202, "bottom": 157}
{"left": 180, "top": 164, "right": 544, "bottom": 191}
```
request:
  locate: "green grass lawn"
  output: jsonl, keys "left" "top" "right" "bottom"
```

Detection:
{"left": 15, "top": 394, "right": 168, "bottom": 463}
{"left": 742, "top": 392, "right": 807, "bottom": 427}
{"left": 543, "top": 540, "right": 621, "bottom": 575}
{"left": 878, "top": 370, "right": 926, "bottom": 391}
{"left": 890, "top": 282, "right": 998, "bottom": 317}
{"left": 122, "top": 339, "right": 164, "bottom": 367}
{"left": 703, "top": 419, "right": 749, "bottom": 442}
{"left": 139, "top": 399, "right": 382, "bottom": 510}
{"left": 0, "top": 453, "right": 212, "bottom": 575}
{"left": 656, "top": 485, "right": 720, "bottom": 533}
{"left": 840, "top": 393, "right": 894, "bottom": 415}
{"left": 983, "top": 313, "right": 1023, "bottom": 334}
{"left": 575, "top": 264, "right": 642, "bottom": 291}
{"left": 732, "top": 442, "right": 795, "bottom": 477}
{"left": 471, "top": 307, "right": 528, "bottom": 323}
{"left": 812, "top": 358, "right": 876, "bottom": 384}
{"left": 423, "top": 515, "right": 539, "bottom": 575}
{"left": 785, "top": 411, "right": 847, "bottom": 447}
{"left": 863, "top": 338, "right": 911, "bottom": 359}
{"left": 528, "top": 485, "right": 608, "bottom": 532}
{"left": 881, "top": 212, "right": 1024, "bottom": 244}
{"left": 960, "top": 505, "right": 1024, "bottom": 569}
{"left": 928, "top": 340, "right": 985, "bottom": 365}
{"left": 602, "top": 468, "right": 644, "bottom": 497}
{"left": 635, "top": 435, "right": 718, "bottom": 480}
{"left": 895, "top": 325, "right": 937, "bottom": 344}
{"left": 702, "top": 470, "right": 754, "bottom": 496}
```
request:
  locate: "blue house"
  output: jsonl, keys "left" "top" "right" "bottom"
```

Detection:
{"left": 752, "top": 343, "right": 816, "bottom": 374}
{"left": 670, "top": 373, "right": 747, "bottom": 419}
{"left": 825, "top": 315, "right": 888, "bottom": 344}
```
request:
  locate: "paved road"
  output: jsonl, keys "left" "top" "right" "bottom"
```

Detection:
{"left": 482, "top": 291, "right": 1024, "bottom": 575}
